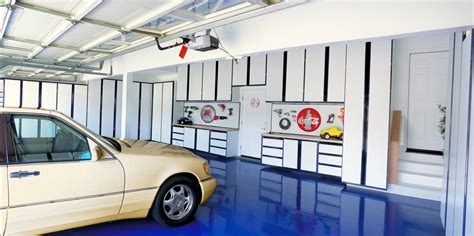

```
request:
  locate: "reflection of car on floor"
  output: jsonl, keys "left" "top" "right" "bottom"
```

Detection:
{"left": 0, "top": 108, "right": 217, "bottom": 235}
{"left": 320, "top": 127, "right": 344, "bottom": 140}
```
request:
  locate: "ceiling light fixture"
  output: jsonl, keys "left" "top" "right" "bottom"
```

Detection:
{"left": 58, "top": 51, "right": 80, "bottom": 62}
{"left": 0, "top": 5, "right": 12, "bottom": 39}
{"left": 80, "top": 30, "right": 120, "bottom": 52}
{"left": 204, "top": 2, "right": 253, "bottom": 19}
{"left": 124, "top": 0, "right": 189, "bottom": 30}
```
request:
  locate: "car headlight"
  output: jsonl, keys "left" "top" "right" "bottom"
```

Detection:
{"left": 203, "top": 163, "right": 211, "bottom": 175}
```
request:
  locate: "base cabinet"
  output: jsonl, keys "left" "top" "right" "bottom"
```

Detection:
{"left": 261, "top": 136, "right": 343, "bottom": 178}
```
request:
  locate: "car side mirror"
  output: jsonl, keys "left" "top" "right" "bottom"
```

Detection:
{"left": 93, "top": 146, "right": 103, "bottom": 161}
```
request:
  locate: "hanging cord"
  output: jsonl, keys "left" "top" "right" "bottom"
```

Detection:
{"left": 213, "top": 28, "right": 239, "bottom": 63}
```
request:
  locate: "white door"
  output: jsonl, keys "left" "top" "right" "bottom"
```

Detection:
{"left": 407, "top": 51, "right": 449, "bottom": 152}
{"left": 240, "top": 88, "right": 270, "bottom": 158}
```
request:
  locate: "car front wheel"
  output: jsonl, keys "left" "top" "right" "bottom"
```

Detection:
{"left": 151, "top": 176, "right": 201, "bottom": 227}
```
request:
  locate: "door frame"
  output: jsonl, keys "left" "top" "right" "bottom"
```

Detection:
{"left": 239, "top": 86, "right": 271, "bottom": 158}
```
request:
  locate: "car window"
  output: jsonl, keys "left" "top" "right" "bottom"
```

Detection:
{"left": 10, "top": 115, "right": 92, "bottom": 163}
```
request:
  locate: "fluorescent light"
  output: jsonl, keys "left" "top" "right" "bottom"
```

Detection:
{"left": 27, "top": 46, "right": 43, "bottom": 59}
{"left": 80, "top": 30, "right": 120, "bottom": 51}
{"left": 58, "top": 51, "right": 80, "bottom": 62}
{"left": 161, "top": 21, "right": 192, "bottom": 34}
{"left": 204, "top": 2, "right": 253, "bottom": 19}
{"left": 124, "top": 0, "right": 188, "bottom": 30}
{"left": 41, "top": 20, "right": 73, "bottom": 46}
{"left": 72, "top": 0, "right": 102, "bottom": 20}
{"left": 0, "top": 7, "right": 12, "bottom": 39}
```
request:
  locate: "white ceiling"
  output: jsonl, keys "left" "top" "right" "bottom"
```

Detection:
{"left": 0, "top": 0, "right": 300, "bottom": 82}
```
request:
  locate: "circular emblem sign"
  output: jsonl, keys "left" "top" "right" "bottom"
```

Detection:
{"left": 297, "top": 108, "right": 321, "bottom": 132}
{"left": 201, "top": 105, "right": 216, "bottom": 123}
{"left": 250, "top": 98, "right": 260, "bottom": 108}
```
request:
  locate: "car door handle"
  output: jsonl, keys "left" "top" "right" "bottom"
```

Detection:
{"left": 10, "top": 171, "right": 40, "bottom": 179}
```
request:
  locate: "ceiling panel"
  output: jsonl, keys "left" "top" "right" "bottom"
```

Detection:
{"left": 6, "top": 7, "right": 64, "bottom": 42}
{"left": 20, "top": 0, "right": 81, "bottom": 13}
{"left": 86, "top": 0, "right": 152, "bottom": 25}
{"left": 54, "top": 23, "right": 111, "bottom": 46}
{"left": 0, "top": 40, "right": 36, "bottom": 50}
{"left": 36, "top": 47, "right": 73, "bottom": 59}
{"left": 0, "top": 48, "right": 29, "bottom": 56}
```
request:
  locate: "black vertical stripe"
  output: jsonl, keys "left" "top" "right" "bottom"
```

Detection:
{"left": 99, "top": 79, "right": 104, "bottom": 135}
{"left": 323, "top": 46, "right": 330, "bottom": 102}
{"left": 19, "top": 80, "right": 23, "bottom": 108}
{"left": 150, "top": 83, "right": 154, "bottom": 140}
{"left": 361, "top": 42, "right": 371, "bottom": 185}
{"left": 38, "top": 82, "right": 42, "bottom": 109}
{"left": 302, "top": 49, "right": 307, "bottom": 101}
{"left": 137, "top": 82, "right": 142, "bottom": 139}
{"left": 246, "top": 56, "right": 251, "bottom": 86}
{"left": 282, "top": 51, "right": 288, "bottom": 101}
{"left": 186, "top": 64, "right": 190, "bottom": 101}
{"left": 70, "top": 84, "right": 74, "bottom": 117}
{"left": 113, "top": 80, "right": 118, "bottom": 138}
{"left": 215, "top": 61, "right": 219, "bottom": 100}
{"left": 265, "top": 54, "right": 268, "bottom": 85}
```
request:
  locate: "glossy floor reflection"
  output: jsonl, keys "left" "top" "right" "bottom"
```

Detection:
{"left": 51, "top": 154, "right": 445, "bottom": 236}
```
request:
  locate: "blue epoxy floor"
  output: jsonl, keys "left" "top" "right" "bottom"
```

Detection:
{"left": 51, "top": 154, "right": 445, "bottom": 236}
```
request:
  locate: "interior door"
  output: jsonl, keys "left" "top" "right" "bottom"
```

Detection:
{"left": 240, "top": 88, "right": 270, "bottom": 158}
{"left": 5, "top": 114, "right": 124, "bottom": 235}
{"left": 407, "top": 51, "right": 449, "bottom": 152}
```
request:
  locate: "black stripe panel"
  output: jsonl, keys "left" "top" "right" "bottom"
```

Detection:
{"left": 361, "top": 42, "right": 371, "bottom": 185}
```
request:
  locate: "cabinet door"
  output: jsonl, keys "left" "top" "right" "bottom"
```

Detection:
{"left": 57, "top": 83, "right": 72, "bottom": 117}
{"left": 188, "top": 63, "right": 203, "bottom": 100}
{"left": 232, "top": 57, "right": 248, "bottom": 86}
{"left": 327, "top": 44, "right": 347, "bottom": 102}
{"left": 176, "top": 65, "right": 188, "bottom": 101}
{"left": 196, "top": 129, "right": 210, "bottom": 152}
{"left": 304, "top": 46, "right": 325, "bottom": 102}
{"left": 161, "top": 82, "right": 173, "bottom": 144}
{"left": 301, "top": 141, "right": 318, "bottom": 172}
{"left": 202, "top": 61, "right": 217, "bottom": 101}
{"left": 139, "top": 83, "right": 152, "bottom": 140}
{"left": 266, "top": 52, "right": 284, "bottom": 102}
{"left": 151, "top": 83, "right": 163, "bottom": 142}
{"left": 249, "top": 54, "right": 266, "bottom": 85}
{"left": 283, "top": 139, "right": 298, "bottom": 169}
{"left": 101, "top": 80, "right": 116, "bottom": 137}
{"left": 217, "top": 60, "right": 232, "bottom": 101}
{"left": 184, "top": 128, "right": 196, "bottom": 149}
{"left": 285, "top": 49, "right": 305, "bottom": 102}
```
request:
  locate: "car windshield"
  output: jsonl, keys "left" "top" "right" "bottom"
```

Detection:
{"left": 63, "top": 117, "right": 121, "bottom": 152}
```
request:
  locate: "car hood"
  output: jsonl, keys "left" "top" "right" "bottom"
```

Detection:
{"left": 113, "top": 138, "right": 198, "bottom": 158}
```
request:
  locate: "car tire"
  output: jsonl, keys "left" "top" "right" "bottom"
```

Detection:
{"left": 322, "top": 133, "right": 330, "bottom": 140}
{"left": 151, "top": 175, "right": 201, "bottom": 227}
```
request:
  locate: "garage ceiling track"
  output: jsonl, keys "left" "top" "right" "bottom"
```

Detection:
{"left": 0, "top": 0, "right": 302, "bottom": 82}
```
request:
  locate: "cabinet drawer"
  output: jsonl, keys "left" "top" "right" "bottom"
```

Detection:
{"left": 172, "top": 140, "right": 184, "bottom": 147}
{"left": 262, "top": 147, "right": 283, "bottom": 157}
{"left": 210, "top": 147, "right": 226, "bottom": 156}
{"left": 210, "top": 131, "right": 227, "bottom": 140}
{"left": 262, "top": 138, "right": 283, "bottom": 148}
{"left": 318, "top": 165, "right": 342, "bottom": 177}
{"left": 319, "top": 144, "right": 343, "bottom": 155}
{"left": 173, "top": 126, "right": 184, "bottom": 134}
{"left": 172, "top": 133, "right": 184, "bottom": 141}
{"left": 210, "top": 139, "right": 227, "bottom": 148}
{"left": 262, "top": 156, "right": 283, "bottom": 167}
{"left": 318, "top": 155, "right": 342, "bottom": 166}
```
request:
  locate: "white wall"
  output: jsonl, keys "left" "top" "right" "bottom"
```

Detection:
{"left": 83, "top": 0, "right": 471, "bottom": 80}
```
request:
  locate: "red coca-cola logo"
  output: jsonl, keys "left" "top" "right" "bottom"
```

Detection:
{"left": 297, "top": 108, "right": 321, "bottom": 132}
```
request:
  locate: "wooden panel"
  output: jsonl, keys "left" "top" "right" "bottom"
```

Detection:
{"left": 139, "top": 83, "right": 153, "bottom": 140}
{"left": 249, "top": 54, "right": 266, "bottom": 85}
{"left": 73, "top": 85, "right": 87, "bottom": 127}
{"left": 202, "top": 61, "right": 217, "bottom": 101}
{"left": 115, "top": 81, "right": 122, "bottom": 138}
{"left": 388, "top": 110, "right": 401, "bottom": 184}
{"left": 57, "top": 84, "right": 72, "bottom": 117}
{"left": 151, "top": 83, "right": 163, "bottom": 142}
{"left": 216, "top": 60, "right": 232, "bottom": 101}
{"left": 301, "top": 141, "right": 318, "bottom": 172}
{"left": 4, "top": 80, "right": 21, "bottom": 108}
{"left": 304, "top": 46, "right": 325, "bottom": 102}
{"left": 188, "top": 63, "right": 203, "bottom": 101}
{"left": 285, "top": 49, "right": 305, "bottom": 102}
{"left": 41, "top": 83, "right": 57, "bottom": 110}
{"left": 341, "top": 42, "right": 366, "bottom": 185}
{"left": 365, "top": 40, "right": 392, "bottom": 189}
{"left": 232, "top": 57, "right": 248, "bottom": 86}
{"left": 22, "top": 81, "right": 39, "bottom": 108}
{"left": 283, "top": 139, "right": 298, "bottom": 169}
{"left": 161, "top": 82, "right": 173, "bottom": 144}
{"left": 101, "top": 80, "right": 116, "bottom": 137}
{"left": 266, "top": 52, "right": 284, "bottom": 102}
{"left": 328, "top": 44, "right": 347, "bottom": 102}
{"left": 176, "top": 65, "right": 188, "bottom": 101}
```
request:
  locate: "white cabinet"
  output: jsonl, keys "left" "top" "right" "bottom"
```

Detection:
{"left": 283, "top": 139, "right": 298, "bottom": 169}
{"left": 301, "top": 141, "right": 318, "bottom": 172}
{"left": 184, "top": 127, "right": 196, "bottom": 149}
{"left": 139, "top": 83, "right": 153, "bottom": 140}
{"left": 73, "top": 85, "right": 87, "bottom": 126}
{"left": 101, "top": 80, "right": 116, "bottom": 137}
{"left": 22, "top": 81, "right": 39, "bottom": 108}
{"left": 196, "top": 129, "right": 210, "bottom": 152}
{"left": 202, "top": 61, "right": 216, "bottom": 101}
{"left": 266, "top": 52, "right": 284, "bottom": 102}
{"left": 249, "top": 54, "right": 266, "bottom": 85}
{"left": 232, "top": 57, "right": 248, "bottom": 86}
{"left": 304, "top": 46, "right": 325, "bottom": 102}
{"left": 285, "top": 49, "right": 305, "bottom": 102}
{"left": 161, "top": 82, "right": 174, "bottom": 144}
{"left": 57, "top": 83, "right": 72, "bottom": 117}
{"left": 188, "top": 63, "right": 203, "bottom": 101}
{"left": 217, "top": 60, "right": 232, "bottom": 101}
{"left": 327, "top": 44, "right": 347, "bottom": 102}
{"left": 176, "top": 65, "right": 188, "bottom": 101}
{"left": 151, "top": 83, "right": 163, "bottom": 142}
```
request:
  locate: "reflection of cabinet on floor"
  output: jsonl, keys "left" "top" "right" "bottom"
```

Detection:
{"left": 172, "top": 125, "right": 239, "bottom": 157}
{"left": 261, "top": 133, "right": 343, "bottom": 178}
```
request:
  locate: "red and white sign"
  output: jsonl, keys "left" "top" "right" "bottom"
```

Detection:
{"left": 297, "top": 108, "right": 321, "bottom": 132}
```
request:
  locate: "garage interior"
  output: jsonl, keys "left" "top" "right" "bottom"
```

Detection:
{"left": 0, "top": 0, "right": 473, "bottom": 235}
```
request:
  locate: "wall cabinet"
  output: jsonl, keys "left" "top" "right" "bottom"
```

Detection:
{"left": 285, "top": 49, "right": 305, "bottom": 102}
{"left": 249, "top": 54, "right": 266, "bottom": 85}
{"left": 176, "top": 65, "right": 188, "bottom": 101}
{"left": 327, "top": 44, "right": 347, "bottom": 102}
{"left": 304, "top": 46, "right": 325, "bottom": 102}
{"left": 202, "top": 61, "right": 217, "bottom": 101}
{"left": 188, "top": 63, "right": 203, "bottom": 101}
{"left": 232, "top": 57, "right": 248, "bottom": 86}
{"left": 266, "top": 52, "right": 285, "bottom": 102}
{"left": 217, "top": 60, "right": 233, "bottom": 101}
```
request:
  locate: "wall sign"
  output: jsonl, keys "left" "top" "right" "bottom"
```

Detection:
{"left": 250, "top": 98, "right": 260, "bottom": 108}
{"left": 297, "top": 108, "right": 321, "bottom": 132}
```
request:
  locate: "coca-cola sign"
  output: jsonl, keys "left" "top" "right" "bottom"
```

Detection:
{"left": 297, "top": 108, "right": 321, "bottom": 132}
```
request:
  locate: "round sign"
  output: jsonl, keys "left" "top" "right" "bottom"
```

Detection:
{"left": 250, "top": 98, "right": 260, "bottom": 108}
{"left": 297, "top": 108, "right": 321, "bottom": 132}
{"left": 201, "top": 105, "right": 216, "bottom": 123}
